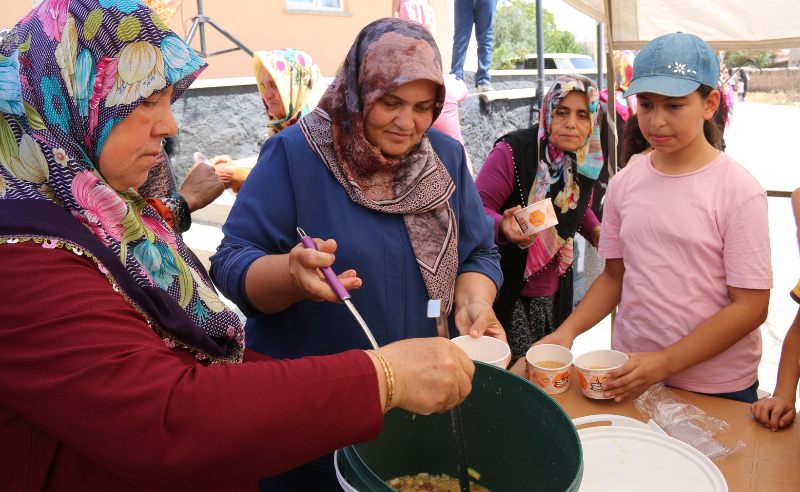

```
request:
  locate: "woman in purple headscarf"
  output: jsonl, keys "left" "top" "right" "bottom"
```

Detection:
{"left": 0, "top": 3, "right": 476, "bottom": 490}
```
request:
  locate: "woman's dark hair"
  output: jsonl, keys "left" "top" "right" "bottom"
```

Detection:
{"left": 620, "top": 114, "right": 650, "bottom": 165}
{"left": 697, "top": 84, "right": 724, "bottom": 149}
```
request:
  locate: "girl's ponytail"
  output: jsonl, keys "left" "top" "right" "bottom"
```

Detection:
{"left": 697, "top": 85, "right": 724, "bottom": 149}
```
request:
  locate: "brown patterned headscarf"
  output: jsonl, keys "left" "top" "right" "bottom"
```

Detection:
{"left": 299, "top": 18, "right": 459, "bottom": 312}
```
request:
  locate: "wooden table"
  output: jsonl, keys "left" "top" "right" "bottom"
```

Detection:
{"left": 550, "top": 368, "right": 800, "bottom": 492}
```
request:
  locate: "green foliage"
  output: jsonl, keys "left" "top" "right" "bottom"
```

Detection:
{"left": 491, "top": 0, "right": 590, "bottom": 69}
{"left": 723, "top": 51, "right": 773, "bottom": 70}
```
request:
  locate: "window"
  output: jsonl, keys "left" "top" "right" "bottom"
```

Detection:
{"left": 286, "top": 0, "right": 343, "bottom": 12}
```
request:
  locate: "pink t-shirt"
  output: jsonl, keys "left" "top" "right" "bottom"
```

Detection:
{"left": 599, "top": 152, "right": 772, "bottom": 394}
{"left": 432, "top": 75, "right": 471, "bottom": 174}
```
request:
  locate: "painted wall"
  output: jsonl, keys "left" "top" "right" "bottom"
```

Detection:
{"left": 3, "top": 1, "right": 454, "bottom": 80}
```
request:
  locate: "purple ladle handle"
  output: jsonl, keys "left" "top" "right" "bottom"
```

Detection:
{"left": 299, "top": 235, "right": 351, "bottom": 301}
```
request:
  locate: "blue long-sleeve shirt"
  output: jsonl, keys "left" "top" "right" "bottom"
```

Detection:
{"left": 210, "top": 124, "right": 502, "bottom": 359}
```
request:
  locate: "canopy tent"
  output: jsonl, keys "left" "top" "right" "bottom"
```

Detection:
{"left": 562, "top": 0, "right": 800, "bottom": 50}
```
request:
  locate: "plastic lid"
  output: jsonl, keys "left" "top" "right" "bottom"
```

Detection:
{"left": 577, "top": 426, "right": 727, "bottom": 492}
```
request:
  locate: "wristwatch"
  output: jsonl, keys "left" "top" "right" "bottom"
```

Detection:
{"left": 169, "top": 191, "right": 192, "bottom": 234}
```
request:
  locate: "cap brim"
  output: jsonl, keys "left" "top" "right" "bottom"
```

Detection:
{"left": 623, "top": 75, "right": 701, "bottom": 97}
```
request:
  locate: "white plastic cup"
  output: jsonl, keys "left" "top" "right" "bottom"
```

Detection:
{"left": 450, "top": 335, "right": 511, "bottom": 369}
{"left": 513, "top": 198, "right": 558, "bottom": 236}
{"left": 525, "top": 344, "right": 574, "bottom": 395}
{"left": 574, "top": 350, "right": 630, "bottom": 399}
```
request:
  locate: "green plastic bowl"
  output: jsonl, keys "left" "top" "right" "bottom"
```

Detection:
{"left": 337, "top": 361, "right": 583, "bottom": 491}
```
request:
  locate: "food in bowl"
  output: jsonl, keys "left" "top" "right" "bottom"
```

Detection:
{"left": 388, "top": 473, "right": 491, "bottom": 492}
{"left": 535, "top": 360, "right": 567, "bottom": 369}
{"left": 589, "top": 366, "right": 610, "bottom": 370}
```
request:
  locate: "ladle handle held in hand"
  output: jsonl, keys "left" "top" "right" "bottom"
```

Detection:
{"left": 297, "top": 229, "right": 351, "bottom": 301}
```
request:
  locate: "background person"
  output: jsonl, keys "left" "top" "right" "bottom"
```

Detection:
{"left": 0, "top": 3, "right": 475, "bottom": 490}
{"left": 392, "top": 0, "right": 436, "bottom": 35}
{"left": 451, "top": 0, "right": 497, "bottom": 92}
{"left": 212, "top": 49, "right": 327, "bottom": 193}
{"left": 210, "top": 19, "right": 504, "bottom": 491}
{"left": 476, "top": 75, "right": 603, "bottom": 364}
{"left": 528, "top": 33, "right": 772, "bottom": 404}
{"left": 750, "top": 187, "right": 800, "bottom": 431}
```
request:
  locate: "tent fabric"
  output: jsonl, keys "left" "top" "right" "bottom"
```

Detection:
{"left": 563, "top": 0, "right": 800, "bottom": 50}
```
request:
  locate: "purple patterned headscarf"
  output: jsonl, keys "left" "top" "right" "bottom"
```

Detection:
{"left": 0, "top": 0, "right": 244, "bottom": 362}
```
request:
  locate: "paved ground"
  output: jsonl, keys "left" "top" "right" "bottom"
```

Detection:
{"left": 184, "top": 102, "right": 800, "bottom": 404}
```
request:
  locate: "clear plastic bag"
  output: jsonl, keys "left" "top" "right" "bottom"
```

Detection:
{"left": 633, "top": 382, "right": 745, "bottom": 460}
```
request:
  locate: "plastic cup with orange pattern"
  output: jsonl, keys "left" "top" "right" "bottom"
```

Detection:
{"left": 525, "top": 344, "right": 574, "bottom": 395}
{"left": 574, "top": 349, "right": 630, "bottom": 399}
{"left": 513, "top": 198, "right": 558, "bottom": 237}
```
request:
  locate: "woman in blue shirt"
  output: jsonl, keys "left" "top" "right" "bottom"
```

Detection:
{"left": 210, "top": 18, "right": 504, "bottom": 490}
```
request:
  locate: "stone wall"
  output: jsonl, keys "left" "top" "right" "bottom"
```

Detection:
{"left": 460, "top": 93, "right": 539, "bottom": 175}
{"left": 742, "top": 67, "right": 800, "bottom": 92}
{"left": 169, "top": 75, "right": 539, "bottom": 183}
{"left": 169, "top": 83, "right": 265, "bottom": 185}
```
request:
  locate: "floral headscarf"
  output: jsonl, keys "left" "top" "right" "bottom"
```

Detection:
{"left": 299, "top": 18, "right": 458, "bottom": 312}
{"left": 0, "top": 0, "right": 244, "bottom": 362}
{"left": 524, "top": 75, "right": 603, "bottom": 280}
{"left": 254, "top": 48, "right": 326, "bottom": 138}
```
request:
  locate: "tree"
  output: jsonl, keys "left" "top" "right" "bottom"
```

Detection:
{"left": 491, "top": 0, "right": 590, "bottom": 69}
{"left": 723, "top": 51, "right": 773, "bottom": 70}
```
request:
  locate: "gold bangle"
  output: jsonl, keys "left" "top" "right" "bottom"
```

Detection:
{"left": 368, "top": 350, "right": 394, "bottom": 413}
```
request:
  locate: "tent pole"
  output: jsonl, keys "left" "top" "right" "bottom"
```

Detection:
{"left": 535, "top": 0, "right": 545, "bottom": 110}
{"left": 597, "top": 23, "right": 604, "bottom": 90}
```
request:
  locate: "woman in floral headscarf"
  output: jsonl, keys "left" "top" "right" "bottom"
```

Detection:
{"left": 211, "top": 18, "right": 503, "bottom": 491}
{"left": 210, "top": 48, "right": 327, "bottom": 193}
{"left": 0, "top": 2, "right": 478, "bottom": 490}
{"left": 476, "top": 75, "right": 604, "bottom": 364}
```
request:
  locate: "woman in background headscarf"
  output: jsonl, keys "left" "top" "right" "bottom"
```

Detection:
{"left": 476, "top": 75, "right": 603, "bottom": 365}
{"left": 0, "top": 3, "right": 475, "bottom": 489}
{"left": 211, "top": 48, "right": 327, "bottom": 193}
{"left": 210, "top": 18, "right": 504, "bottom": 491}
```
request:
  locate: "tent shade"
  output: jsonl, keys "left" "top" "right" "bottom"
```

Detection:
{"left": 563, "top": 0, "right": 800, "bottom": 50}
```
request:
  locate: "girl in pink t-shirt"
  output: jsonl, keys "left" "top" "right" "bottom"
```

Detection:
{"left": 526, "top": 33, "right": 772, "bottom": 404}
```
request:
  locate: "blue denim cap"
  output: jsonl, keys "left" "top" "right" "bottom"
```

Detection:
{"left": 624, "top": 32, "right": 719, "bottom": 97}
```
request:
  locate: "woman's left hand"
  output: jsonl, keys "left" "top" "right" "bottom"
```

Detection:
{"left": 600, "top": 351, "right": 671, "bottom": 402}
{"left": 590, "top": 225, "right": 601, "bottom": 248}
{"left": 454, "top": 300, "right": 507, "bottom": 343}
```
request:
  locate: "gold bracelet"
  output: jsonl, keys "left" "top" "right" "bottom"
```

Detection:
{"left": 368, "top": 350, "right": 394, "bottom": 413}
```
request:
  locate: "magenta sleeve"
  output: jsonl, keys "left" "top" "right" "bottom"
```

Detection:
{"left": 475, "top": 142, "right": 516, "bottom": 244}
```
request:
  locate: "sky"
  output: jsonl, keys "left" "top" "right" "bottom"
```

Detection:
{"left": 539, "top": 0, "right": 599, "bottom": 46}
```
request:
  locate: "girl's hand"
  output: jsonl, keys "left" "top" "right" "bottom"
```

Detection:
{"left": 454, "top": 300, "right": 507, "bottom": 343}
{"left": 210, "top": 154, "right": 237, "bottom": 189}
{"left": 751, "top": 395, "right": 797, "bottom": 431}
{"left": 601, "top": 351, "right": 671, "bottom": 402}
{"left": 534, "top": 329, "right": 576, "bottom": 350}
{"left": 499, "top": 206, "right": 536, "bottom": 248}
{"left": 289, "top": 238, "right": 362, "bottom": 303}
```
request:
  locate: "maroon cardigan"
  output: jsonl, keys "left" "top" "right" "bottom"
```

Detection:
{"left": 0, "top": 241, "right": 383, "bottom": 491}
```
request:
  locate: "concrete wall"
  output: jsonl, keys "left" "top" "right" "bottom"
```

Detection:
{"left": 169, "top": 80, "right": 265, "bottom": 182}
{"left": 743, "top": 67, "right": 800, "bottom": 92}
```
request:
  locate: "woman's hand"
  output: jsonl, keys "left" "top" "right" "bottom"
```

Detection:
{"left": 210, "top": 154, "right": 237, "bottom": 190}
{"left": 590, "top": 225, "right": 601, "bottom": 248}
{"left": 178, "top": 162, "right": 225, "bottom": 212}
{"left": 289, "top": 238, "right": 362, "bottom": 303}
{"left": 751, "top": 395, "right": 797, "bottom": 431}
{"left": 499, "top": 206, "right": 535, "bottom": 248}
{"left": 374, "top": 337, "right": 475, "bottom": 415}
{"left": 454, "top": 300, "right": 507, "bottom": 343}
{"left": 601, "top": 351, "right": 671, "bottom": 402}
